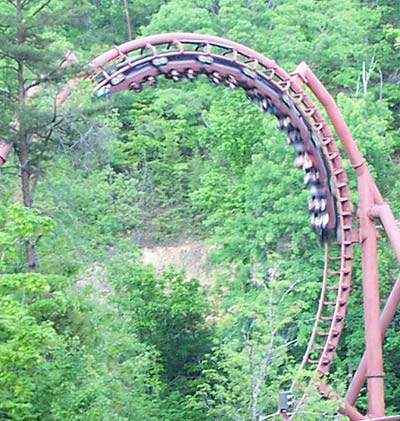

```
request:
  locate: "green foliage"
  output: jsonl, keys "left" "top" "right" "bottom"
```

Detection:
{"left": 35, "top": 161, "right": 139, "bottom": 274}
{"left": 338, "top": 94, "right": 396, "bottom": 178}
{"left": 1, "top": 0, "right": 400, "bottom": 418}
{"left": 218, "top": 0, "right": 375, "bottom": 89}
{"left": 0, "top": 0, "right": 80, "bottom": 138}
{"left": 189, "top": 275, "right": 341, "bottom": 420}
{"left": 118, "top": 82, "right": 216, "bottom": 240}
{"left": 142, "top": 0, "right": 216, "bottom": 35}
{"left": 111, "top": 263, "right": 213, "bottom": 384}
{"left": 0, "top": 204, "right": 55, "bottom": 272}
{"left": 0, "top": 273, "right": 163, "bottom": 420}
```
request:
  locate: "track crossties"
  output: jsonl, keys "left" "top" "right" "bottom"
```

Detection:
{"left": 89, "top": 33, "right": 354, "bottom": 380}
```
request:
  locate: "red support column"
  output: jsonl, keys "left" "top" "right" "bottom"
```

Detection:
{"left": 292, "top": 63, "right": 388, "bottom": 417}
{"left": 358, "top": 173, "right": 385, "bottom": 418}
{"left": 346, "top": 272, "right": 400, "bottom": 405}
{"left": 372, "top": 204, "right": 400, "bottom": 262}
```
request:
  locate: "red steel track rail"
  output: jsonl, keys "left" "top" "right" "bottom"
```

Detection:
{"left": 1, "top": 33, "right": 399, "bottom": 420}
{"left": 292, "top": 63, "right": 400, "bottom": 420}
{"left": 89, "top": 33, "right": 356, "bottom": 412}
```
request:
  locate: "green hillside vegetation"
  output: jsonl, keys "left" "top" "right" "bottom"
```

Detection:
{"left": 0, "top": 0, "right": 399, "bottom": 419}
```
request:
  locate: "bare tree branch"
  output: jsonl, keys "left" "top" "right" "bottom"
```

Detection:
{"left": 5, "top": 0, "right": 17, "bottom": 7}
{"left": 29, "top": 0, "right": 52, "bottom": 19}
{"left": 0, "top": 88, "right": 18, "bottom": 101}
{"left": 0, "top": 64, "right": 18, "bottom": 73}
{"left": 361, "top": 55, "right": 377, "bottom": 96}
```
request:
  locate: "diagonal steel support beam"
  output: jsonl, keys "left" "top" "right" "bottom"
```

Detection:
{"left": 370, "top": 204, "right": 400, "bottom": 262}
{"left": 346, "top": 271, "right": 400, "bottom": 405}
{"left": 346, "top": 201, "right": 400, "bottom": 404}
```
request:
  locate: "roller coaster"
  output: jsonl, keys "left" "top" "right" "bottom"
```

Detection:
{"left": 1, "top": 33, "right": 400, "bottom": 420}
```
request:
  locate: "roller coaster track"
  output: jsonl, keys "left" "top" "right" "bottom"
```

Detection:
{"left": 1, "top": 33, "right": 400, "bottom": 420}
{"left": 90, "top": 31, "right": 353, "bottom": 383}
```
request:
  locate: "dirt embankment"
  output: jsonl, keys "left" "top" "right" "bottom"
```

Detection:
{"left": 141, "top": 239, "right": 213, "bottom": 285}
{"left": 76, "top": 239, "right": 213, "bottom": 300}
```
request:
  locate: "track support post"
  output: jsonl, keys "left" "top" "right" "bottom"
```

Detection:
{"left": 358, "top": 173, "right": 385, "bottom": 418}
{"left": 2, "top": 33, "right": 399, "bottom": 420}
{"left": 292, "top": 62, "right": 389, "bottom": 419}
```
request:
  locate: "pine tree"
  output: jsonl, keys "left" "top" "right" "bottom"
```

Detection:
{"left": 0, "top": 0, "right": 83, "bottom": 271}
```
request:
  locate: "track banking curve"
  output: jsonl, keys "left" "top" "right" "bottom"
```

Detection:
{"left": 90, "top": 33, "right": 354, "bottom": 384}
{"left": 6, "top": 32, "right": 389, "bottom": 418}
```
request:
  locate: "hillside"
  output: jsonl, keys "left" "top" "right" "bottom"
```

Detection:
{"left": 0, "top": 1, "right": 399, "bottom": 420}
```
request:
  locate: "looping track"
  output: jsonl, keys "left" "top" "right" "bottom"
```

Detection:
{"left": 90, "top": 33, "right": 353, "bottom": 384}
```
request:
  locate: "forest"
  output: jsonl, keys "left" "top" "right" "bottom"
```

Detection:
{"left": 0, "top": 0, "right": 399, "bottom": 419}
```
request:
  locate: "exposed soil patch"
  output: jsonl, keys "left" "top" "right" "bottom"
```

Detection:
{"left": 141, "top": 239, "right": 213, "bottom": 285}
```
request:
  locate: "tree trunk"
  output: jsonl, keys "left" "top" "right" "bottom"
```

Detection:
{"left": 19, "top": 132, "right": 36, "bottom": 272}
{"left": 17, "top": 0, "right": 37, "bottom": 272}
{"left": 123, "top": 0, "right": 132, "bottom": 40}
